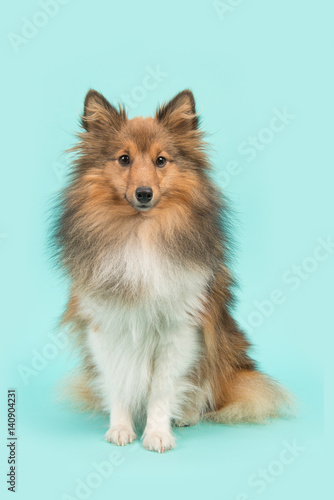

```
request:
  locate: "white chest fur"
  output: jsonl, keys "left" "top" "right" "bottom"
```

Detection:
{"left": 77, "top": 235, "right": 210, "bottom": 416}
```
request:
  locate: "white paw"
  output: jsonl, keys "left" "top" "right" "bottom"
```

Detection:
{"left": 142, "top": 431, "right": 176, "bottom": 453}
{"left": 105, "top": 425, "right": 137, "bottom": 446}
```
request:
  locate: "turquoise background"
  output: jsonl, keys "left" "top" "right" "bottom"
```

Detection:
{"left": 1, "top": 0, "right": 330, "bottom": 498}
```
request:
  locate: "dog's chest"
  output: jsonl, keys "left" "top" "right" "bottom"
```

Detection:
{"left": 85, "top": 234, "right": 210, "bottom": 333}
{"left": 80, "top": 264, "right": 208, "bottom": 336}
{"left": 78, "top": 243, "right": 209, "bottom": 410}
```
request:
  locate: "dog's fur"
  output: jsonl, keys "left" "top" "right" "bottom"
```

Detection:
{"left": 52, "top": 89, "right": 294, "bottom": 452}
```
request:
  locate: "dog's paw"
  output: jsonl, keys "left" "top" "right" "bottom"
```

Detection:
{"left": 142, "top": 431, "right": 176, "bottom": 453}
{"left": 105, "top": 425, "right": 137, "bottom": 446}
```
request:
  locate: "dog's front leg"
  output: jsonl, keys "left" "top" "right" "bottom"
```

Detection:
{"left": 143, "top": 324, "right": 200, "bottom": 452}
{"left": 87, "top": 325, "right": 137, "bottom": 447}
{"left": 105, "top": 400, "right": 137, "bottom": 446}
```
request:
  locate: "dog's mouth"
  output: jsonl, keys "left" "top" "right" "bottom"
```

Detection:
{"left": 124, "top": 195, "right": 158, "bottom": 212}
{"left": 134, "top": 203, "right": 153, "bottom": 212}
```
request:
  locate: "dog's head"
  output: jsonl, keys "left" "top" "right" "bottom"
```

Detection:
{"left": 76, "top": 89, "right": 208, "bottom": 215}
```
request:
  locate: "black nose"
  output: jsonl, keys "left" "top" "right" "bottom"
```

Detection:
{"left": 135, "top": 186, "right": 153, "bottom": 203}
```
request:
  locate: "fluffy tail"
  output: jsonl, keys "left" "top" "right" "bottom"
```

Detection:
{"left": 204, "top": 370, "right": 296, "bottom": 424}
{"left": 56, "top": 369, "right": 104, "bottom": 413}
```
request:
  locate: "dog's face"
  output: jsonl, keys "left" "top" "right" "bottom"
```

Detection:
{"left": 100, "top": 116, "right": 177, "bottom": 213}
{"left": 78, "top": 89, "right": 207, "bottom": 215}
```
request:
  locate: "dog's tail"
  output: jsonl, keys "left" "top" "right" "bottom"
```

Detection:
{"left": 204, "top": 370, "right": 296, "bottom": 424}
{"left": 56, "top": 369, "right": 104, "bottom": 413}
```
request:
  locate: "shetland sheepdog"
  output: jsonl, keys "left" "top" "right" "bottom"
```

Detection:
{"left": 53, "top": 89, "right": 294, "bottom": 452}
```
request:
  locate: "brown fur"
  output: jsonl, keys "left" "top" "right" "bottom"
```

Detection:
{"left": 52, "top": 89, "right": 295, "bottom": 425}
{"left": 204, "top": 371, "right": 294, "bottom": 423}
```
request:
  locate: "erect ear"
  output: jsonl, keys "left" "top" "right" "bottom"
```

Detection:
{"left": 82, "top": 89, "right": 126, "bottom": 132}
{"left": 156, "top": 90, "right": 199, "bottom": 132}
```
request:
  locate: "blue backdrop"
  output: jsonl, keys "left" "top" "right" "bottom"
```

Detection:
{"left": 1, "top": 1, "right": 330, "bottom": 499}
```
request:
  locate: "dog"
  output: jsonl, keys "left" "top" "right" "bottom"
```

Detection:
{"left": 52, "top": 89, "right": 294, "bottom": 452}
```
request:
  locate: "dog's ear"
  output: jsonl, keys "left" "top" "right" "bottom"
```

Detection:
{"left": 82, "top": 89, "right": 126, "bottom": 132}
{"left": 156, "top": 90, "right": 199, "bottom": 132}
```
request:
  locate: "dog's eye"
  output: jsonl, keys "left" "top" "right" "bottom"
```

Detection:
{"left": 118, "top": 155, "right": 130, "bottom": 166}
{"left": 156, "top": 156, "right": 167, "bottom": 167}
